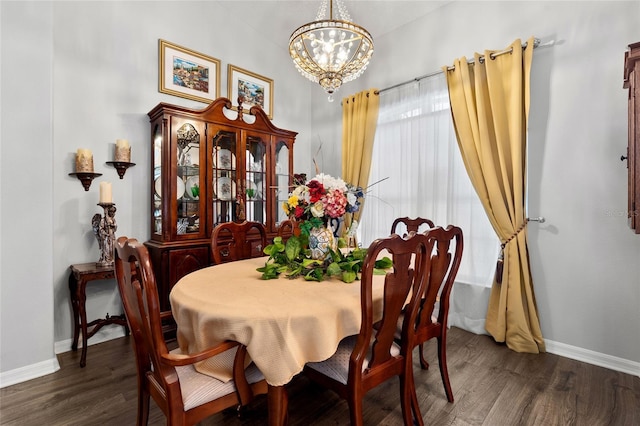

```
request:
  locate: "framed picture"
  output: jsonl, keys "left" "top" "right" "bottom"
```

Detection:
{"left": 227, "top": 64, "right": 273, "bottom": 119}
{"left": 158, "top": 39, "right": 220, "bottom": 104}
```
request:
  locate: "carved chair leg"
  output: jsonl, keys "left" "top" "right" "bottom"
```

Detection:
{"left": 401, "top": 368, "right": 423, "bottom": 426}
{"left": 347, "top": 394, "right": 365, "bottom": 426}
{"left": 418, "top": 343, "right": 429, "bottom": 370}
{"left": 137, "top": 388, "right": 150, "bottom": 426}
{"left": 437, "top": 336, "right": 453, "bottom": 402}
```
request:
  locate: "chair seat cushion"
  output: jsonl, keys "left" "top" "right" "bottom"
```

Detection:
{"left": 171, "top": 350, "right": 264, "bottom": 411}
{"left": 306, "top": 335, "right": 401, "bottom": 385}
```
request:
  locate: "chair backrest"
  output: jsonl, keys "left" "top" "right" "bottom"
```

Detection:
{"left": 354, "top": 232, "right": 435, "bottom": 376}
{"left": 415, "top": 226, "right": 464, "bottom": 338}
{"left": 116, "top": 237, "right": 267, "bottom": 424}
{"left": 210, "top": 221, "right": 267, "bottom": 264}
{"left": 390, "top": 217, "right": 435, "bottom": 237}
{"left": 114, "top": 236, "right": 175, "bottom": 399}
{"left": 276, "top": 219, "right": 301, "bottom": 242}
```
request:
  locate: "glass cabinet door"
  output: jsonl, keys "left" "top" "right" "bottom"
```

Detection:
{"left": 175, "top": 121, "right": 202, "bottom": 237}
{"left": 275, "top": 139, "right": 291, "bottom": 226}
{"left": 245, "top": 134, "right": 267, "bottom": 224}
{"left": 210, "top": 127, "right": 238, "bottom": 227}
{"left": 152, "top": 123, "right": 163, "bottom": 236}
{"left": 149, "top": 100, "right": 297, "bottom": 246}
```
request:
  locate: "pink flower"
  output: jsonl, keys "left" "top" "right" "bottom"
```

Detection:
{"left": 322, "top": 189, "right": 347, "bottom": 218}
{"left": 282, "top": 174, "right": 364, "bottom": 228}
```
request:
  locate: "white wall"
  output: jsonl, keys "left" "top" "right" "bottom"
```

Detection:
{"left": 314, "top": 1, "right": 640, "bottom": 370}
{"left": 2, "top": 0, "right": 639, "bottom": 386}
{"left": 1, "top": 2, "right": 58, "bottom": 380}
{"left": 0, "top": 1, "right": 313, "bottom": 385}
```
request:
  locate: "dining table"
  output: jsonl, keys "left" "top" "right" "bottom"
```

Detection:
{"left": 170, "top": 255, "right": 386, "bottom": 425}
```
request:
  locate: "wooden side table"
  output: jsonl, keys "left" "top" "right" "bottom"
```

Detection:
{"left": 68, "top": 262, "right": 129, "bottom": 367}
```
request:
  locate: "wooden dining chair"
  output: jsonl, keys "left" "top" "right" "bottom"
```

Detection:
{"left": 406, "top": 225, "right": 463, "bottom": 409}
{"left": 114, "top": 236, "right": 267, "bottom": 426}
{"left": 210, "top": 220, "right": 267, "bottom": 264}
{"left": 390, "top": 217, "right": 435, "bottom": 237}
{"left": 304, "top": 232, "right": 435, "bottom": 426}
{"left": 276, "top": 218, "right": 301, "bottom": 243}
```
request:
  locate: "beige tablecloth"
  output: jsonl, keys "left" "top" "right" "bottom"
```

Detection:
{"left": 170, "top": 256, "right": 384, "bottom": 386}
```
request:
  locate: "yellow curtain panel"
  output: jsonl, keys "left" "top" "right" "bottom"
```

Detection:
{"left": 444, "top": 37, "right": 545, "bottom": 353}
{"left": 341, "top": 89, "right": 380, "bottom": 231}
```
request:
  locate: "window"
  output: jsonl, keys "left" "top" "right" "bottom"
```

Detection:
{"left": 359, "top": 74, "right": 499, "bottom": 334}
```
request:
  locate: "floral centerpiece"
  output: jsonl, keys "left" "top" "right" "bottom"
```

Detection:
{"left": 257, "top": 174, "right": 389, "bottom": 283}
{"left": 283, "top": 173, "right": 364, "bottom": 256}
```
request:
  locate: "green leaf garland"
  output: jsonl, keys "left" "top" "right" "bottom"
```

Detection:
{"left": 257, "top": 236, "right": 391, "bottom": 283}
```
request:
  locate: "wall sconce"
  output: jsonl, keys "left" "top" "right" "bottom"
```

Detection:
{"left": 69, "top": 148, "right": 102, "bottom": 191}
{"left": 106, "top": 139, "right": 135, "bottom": 179}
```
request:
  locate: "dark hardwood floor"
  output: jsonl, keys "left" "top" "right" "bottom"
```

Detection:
{"left": 1, "top": 327, "right": 638, "bottom": 425}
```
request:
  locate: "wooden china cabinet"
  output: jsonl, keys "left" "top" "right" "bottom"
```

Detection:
{"left": 146, "top": 97, "right": 297, "bottom": 310}
{"left": 623, "top": 42, "right": 640, "bottom": 234}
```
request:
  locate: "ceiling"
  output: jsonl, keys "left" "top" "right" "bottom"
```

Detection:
{"left": 216, "top": 1, "right": 452, "bottom": 49}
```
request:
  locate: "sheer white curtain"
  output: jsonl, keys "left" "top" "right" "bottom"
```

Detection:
{"left": 359, "top": 73, "right": 499, "bottom": 334}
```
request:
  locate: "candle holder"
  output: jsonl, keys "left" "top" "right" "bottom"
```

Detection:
{"left": 69, "top": 172, "right": 102, "bottom": 191}
{"left": 105, "top": 161, "right": 136, "bottom": 179}
{"left": 91, "top": 202, "right": 117, "bottom": 267}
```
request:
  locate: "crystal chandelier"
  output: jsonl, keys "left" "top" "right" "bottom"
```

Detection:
{"left": 289, "top": 0, "right": 374, "bottom": 101}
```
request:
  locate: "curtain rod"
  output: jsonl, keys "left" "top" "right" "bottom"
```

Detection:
{"left": 376, "top": 38, "right": 553, "bottom": 95}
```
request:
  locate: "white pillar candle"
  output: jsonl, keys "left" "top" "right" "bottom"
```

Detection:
{"left": 115, "top": 139, "right": 131, "bottom": 162}
{"left": 99, "top": 181, "right": 112, "bottom": 203}
{"left": 76, "top": 148, "right": 94, "bottom": 172}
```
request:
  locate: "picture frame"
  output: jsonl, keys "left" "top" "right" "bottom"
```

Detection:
{"left": 158, "top": 39, "right": 220, "bottom": 104}
{"left": 227, "top": 64, "right": 273, "bottom": 119}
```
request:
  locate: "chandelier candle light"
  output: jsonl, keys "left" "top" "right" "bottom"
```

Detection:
{"left": 289, "top": 0, "right": 374, "bottom": 101}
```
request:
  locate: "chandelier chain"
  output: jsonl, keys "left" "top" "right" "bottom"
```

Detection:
{"left": 314, "top": 0, "right": 327, "bottom": 21}
{"left": 335, "top": 0, "right": 352, "bottom": 22}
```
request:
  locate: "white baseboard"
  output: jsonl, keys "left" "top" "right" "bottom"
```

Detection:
{"left": 545, "top": 338, "right": 640, "bottom": 377}
{"left": 0, "top": 357, "right": 60, "bottom": 389}
{"left": 1, "top": 326, "right": 126, "bottom": 389}
{"left": 54, "top": 324, "right": 127, "bottom": 354}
